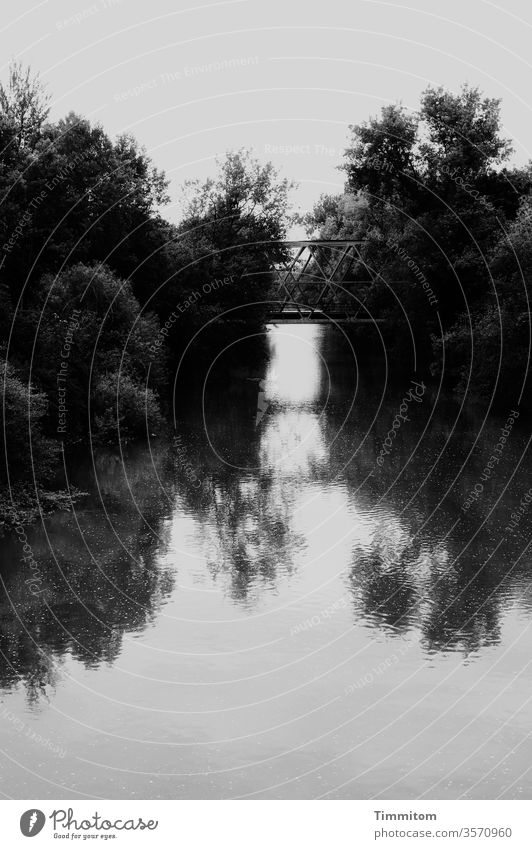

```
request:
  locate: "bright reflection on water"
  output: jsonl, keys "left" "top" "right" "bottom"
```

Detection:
{"left": 1, "top": 324, "right": 532, "bottom": 799}
{"left": 264, "top": 324, "right": 325, "bottom": 405}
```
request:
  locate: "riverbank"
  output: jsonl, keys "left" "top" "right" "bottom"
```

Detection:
{"left": 0, "top": 486, "right": 87, "bottom": 534}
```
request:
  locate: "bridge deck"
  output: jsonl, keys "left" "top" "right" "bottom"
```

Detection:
{"left": 267, "top": 311, "right": 384, "bottom": 324}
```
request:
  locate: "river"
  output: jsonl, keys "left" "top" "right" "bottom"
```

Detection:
{"left": 0, "top": 323, "right": 531, "bottom": 799}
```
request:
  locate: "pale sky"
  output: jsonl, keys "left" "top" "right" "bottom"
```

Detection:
{"left": 3, "top": 0, "right": 532, "bottom": 226}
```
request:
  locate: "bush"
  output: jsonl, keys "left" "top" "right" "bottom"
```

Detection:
{"left": 0, "top": 357, "right": 58, "bottom": 486}
{"left": 21, "top": 262, "right": 167, "bottom": 441}
{"left": 92, "top": 370, "right": 163, "bottom": 443}
{"left": 432, "top": 302, "right": 530, "bottom": 407}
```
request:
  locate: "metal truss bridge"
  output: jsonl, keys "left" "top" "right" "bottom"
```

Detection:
{"left": 268, "top": 240, "right": 383, "bottom": 324}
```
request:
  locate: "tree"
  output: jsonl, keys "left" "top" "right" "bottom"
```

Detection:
{"left": 25, "top": 263, "right": 166, "bottom": 442}
{"left": 303, "top": 192, "right": 371, "bottom": 240}
{"left": 0, "top": 62, "right": 50, "bottom": 150}
{"left": 153, "top": 149, "right": 296, "bottom": 341}
{"left": 0, "top": 110, "right": 170, "bottom": 307}
{"left": 342, "top": 103, "right": 420, "bottom": 211}
{"left": 306, "top": 85, "right": 531, "bottom": 374}
{"left": 181, "top": 148, "right": 293, "bottom": 226}
{"left": 436, "top": 196, "right": 532, "bottom": 405}
{"left": 419, "top": 85, "right": 512, "bottom": 179}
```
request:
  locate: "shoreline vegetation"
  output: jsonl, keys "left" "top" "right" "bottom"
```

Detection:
{"left": 1, "top": 64, "right": 531, "bottom": 528}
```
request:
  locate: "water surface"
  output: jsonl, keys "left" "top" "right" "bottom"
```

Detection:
{"left": 1, "top": 324, "right": 531, "bottom": 799}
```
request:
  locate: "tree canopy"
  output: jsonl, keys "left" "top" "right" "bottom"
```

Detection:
{"left": 306, "top": 84, "right": 532, "bottom": 402}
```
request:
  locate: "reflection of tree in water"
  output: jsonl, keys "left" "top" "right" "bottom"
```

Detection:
{"left": 0, "top": 443, "right": 175, "bottom": 702}
{"left": 421, "top": 548, "right": 502, "bottom": 654}
{"left": 202, "top": 472, "right": 303, "bottom": 603}
{"left": 171, "top": 424, "right": 305, "bottom": 604}
{"left": 172, "top": 369, "right": 316, "bottom": 604}
{"left": 318, "top": 357, "right": 522, "bottom": 657}
{"left": 348, "top": 523, "right": 503, "bottom": 655}
{"left": 349, "top": 524, "right": 421, "bottom": 636}
{"left": 0, "top": 625, "right": 62, "bottom": 705}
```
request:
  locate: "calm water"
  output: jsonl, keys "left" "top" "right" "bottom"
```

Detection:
{"left": 1, "top": 324, "right": 532, "bottom": 799}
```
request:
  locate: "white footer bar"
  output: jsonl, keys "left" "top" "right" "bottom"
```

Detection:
{"left": 2, "top": 800, "right": 530, "bottom": 848}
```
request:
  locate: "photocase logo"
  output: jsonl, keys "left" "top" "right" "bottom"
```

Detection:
{"left": 20, "top": 809, "right": 46, "bottom": 837}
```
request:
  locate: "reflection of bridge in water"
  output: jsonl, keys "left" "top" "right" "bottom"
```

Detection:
{"left": 268, "top": 239, "right": 385, "bottom": 324}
